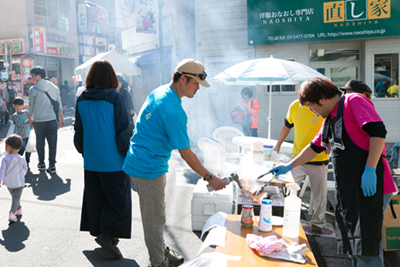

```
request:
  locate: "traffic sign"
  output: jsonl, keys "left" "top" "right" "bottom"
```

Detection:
{"left": 97, "top": 10, "right": 107, "bottom": 23}
{"left": 1, "top": 70, "right": 8, "bottom": 81}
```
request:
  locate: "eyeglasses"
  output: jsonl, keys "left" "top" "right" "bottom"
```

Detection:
{"left": 180, "top": 71, "right": 207, "bottom": 80}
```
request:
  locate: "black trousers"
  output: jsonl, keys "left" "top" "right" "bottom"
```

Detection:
{"left": 80, "top": 170, "right": 132, "bottom": 238}
{"left": 5, "top": 102, "right": 14, "bottom": 124}
{"left": 34, "top": 120, "right": 58, "bottom": 166}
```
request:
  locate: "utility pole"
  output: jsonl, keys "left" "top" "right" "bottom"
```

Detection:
{"left": 158, "top": 1, "right": 164, "bottom": 85}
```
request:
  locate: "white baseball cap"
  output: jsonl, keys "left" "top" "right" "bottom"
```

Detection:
{"left": 175, "top": 58, "right": 211, "bottom": 87}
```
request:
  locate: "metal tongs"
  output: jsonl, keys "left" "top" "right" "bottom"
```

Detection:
{"left": 253, "top": 171, "right": 277, "bottom": 197}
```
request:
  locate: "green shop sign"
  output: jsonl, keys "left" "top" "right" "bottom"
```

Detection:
{"left": 247, "top": 0, "right": 400, "bottom": 45}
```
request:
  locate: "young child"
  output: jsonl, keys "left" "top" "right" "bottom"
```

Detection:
{"left": 12, "top": 97, "right": 31, "bottom": 170}
{"left": 0, "top": 134, "right": 27, "bottom": 223}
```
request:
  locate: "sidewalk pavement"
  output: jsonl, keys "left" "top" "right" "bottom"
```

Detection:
{"left": 0, "top": 120, "right": 399, "bottom": 266}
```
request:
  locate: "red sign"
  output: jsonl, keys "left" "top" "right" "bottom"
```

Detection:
{"left": 97, "top": 10, "right": 107, "bottom": 22}
{"left": 32, "top": 27, "right": 46, "bottom": 54}
{"left": 21, "top": 58, "right": 34, "bottom": 95}
{"left": 0, "top": 39, "right": 25, "bottom": 55}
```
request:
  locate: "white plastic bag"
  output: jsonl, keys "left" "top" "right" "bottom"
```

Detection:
{"left": 26, "top": 129, "right": 36, "bottom": 153}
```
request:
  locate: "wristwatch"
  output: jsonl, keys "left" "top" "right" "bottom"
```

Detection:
{"left": 203, "top": 172, "right": 213, "bottom": 181}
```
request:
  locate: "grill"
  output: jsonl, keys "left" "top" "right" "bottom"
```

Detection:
{"left": 237, "top": 185, "right": 284, "bottom": 216}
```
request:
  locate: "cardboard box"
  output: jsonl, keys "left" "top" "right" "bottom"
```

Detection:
{"left": 383, "top": 194, "right": 400, "bottom": 251}
{"left": 191, "top": 179, "right": 237, "bottom": 231}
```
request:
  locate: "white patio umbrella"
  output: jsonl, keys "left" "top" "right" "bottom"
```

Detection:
{"left": 212, "top": 56, "right": 329, "bottom": 139}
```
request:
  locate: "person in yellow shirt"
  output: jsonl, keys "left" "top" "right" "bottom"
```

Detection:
{"left": 274, "top": 99, "right": 329, "bottom": 235}
{"left": 387, "top": 79, "right": 399, "bottom": 97}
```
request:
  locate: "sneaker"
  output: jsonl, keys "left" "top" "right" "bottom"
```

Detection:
{"left": 9, "top": 212, "right": 17, "bottom": 223}
{"left": 46, "top": 166, "right": 56, "bottom": 174}
{"left": 95, "top": 233, "right": 122, "bottom": 259}
{"left": 37, "top": 163, "right": 46, "bottom": 171}
{"left": 165, "top": 247, "right": 184, "bottom": 266}
{"left": 311, "top": 225, "right": 323, "bottom": 236}
{"left": 16, "top": 206, "right": 22, "bottom": 216}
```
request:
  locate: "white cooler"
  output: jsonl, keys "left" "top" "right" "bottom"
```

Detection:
{"left": 191, "top": 179, "right": 237, "bottom": 231}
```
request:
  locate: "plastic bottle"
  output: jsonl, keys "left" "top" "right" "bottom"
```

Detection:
{"left": 258, "top": 198, "right": 272, "bottom": 232}
{"left": 282, "top": 183, "right": 301, "bottom": 238}
{"left": 263, "top": 144, "right": 273, "bottom": 161}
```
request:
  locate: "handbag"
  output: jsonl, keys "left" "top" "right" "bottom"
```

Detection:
{"left": 242, "top": 99, "right": 253, "bottom": 128}
{"left": 231, "top": 110, "right": 242, "bottom": 124}
{"left": 26, "top": 129, "right": 36, "bottom": 153}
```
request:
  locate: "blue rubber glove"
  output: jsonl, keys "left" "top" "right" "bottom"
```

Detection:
{"left": 269, "top": 164, "right": 292, "bottom": 176}
{"left": 360, "top": 165, "right": 377, "bottom": 197}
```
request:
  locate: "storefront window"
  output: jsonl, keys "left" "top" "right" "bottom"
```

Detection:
{"left": 330, "top": 67, "right": 358, "bottom": 88}
{"left": 265, "top": 84, "right": 295, "bottom": 93}
{"left": 34, "top": 0, "right": 47, "bottom": 26}
{"left": 310, "top": 49, "right": 359, "bottom": 62}
{"left": 35, "top": 56, "right": 45, "bottom": 67}
{"left": 46, "top": 57, "right": 57, "bottom": 68}
{"left": 34, "top": 0, "right": 69, "bottom": 32}
{"left": 374, "top": 53, "right": 399, "bottom": 98}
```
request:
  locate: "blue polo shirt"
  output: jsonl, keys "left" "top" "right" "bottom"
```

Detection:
{"left": 123, "top": 85, "right": 190, "bottom": 179}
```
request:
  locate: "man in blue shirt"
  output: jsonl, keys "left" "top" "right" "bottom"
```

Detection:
{"left": 123, "top": 59, "right": 225, "bottom": 267}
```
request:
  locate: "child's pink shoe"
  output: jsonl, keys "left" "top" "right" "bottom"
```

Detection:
{"left": 8, "top": 212, "right": 17, "bottom": 223}
{"left": 16, "top": 207, "right": 22, "bottom": 216}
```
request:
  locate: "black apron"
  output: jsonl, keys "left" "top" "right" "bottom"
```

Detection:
{"left": 331, "top": 96, "right": 384, "bottom": 256}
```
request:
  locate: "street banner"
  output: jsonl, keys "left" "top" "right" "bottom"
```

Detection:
{"left": 248, "top": 0, "right": 400, "bottom": 45}
{"left": 32, "top": 27, "right": 46, "bottom": 54}
{"left": 22, "top": 58, "right": 34, "bottom": 90}
{"left": 136, "top": 0, "right": 157, "bottom": 34}
{"left": 77, "top": 3, "right": 88, "bottom": 33}
{"left": 0, "top": 39, "right": 25, "bottom": 55}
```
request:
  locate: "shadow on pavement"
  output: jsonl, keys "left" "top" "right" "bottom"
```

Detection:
{"left": 25, "top": 170, "right": 71, "bottom": 201}
{"left": 0, "top": 221, "right": 30, "bottom": 252}
{"left": 83, "top": 248, "right": 140, "bottom": 266}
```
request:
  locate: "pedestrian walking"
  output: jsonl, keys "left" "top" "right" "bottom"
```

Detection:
{"left": 12, "top": 97, "right": 31, "bottom": 170}
{"left": 0, "top": 134, "right": 28, "bottom": 223}
{"left": 270, "top": 78, "right": 397, "bottom": 267}
{"left": 74, "top": 60, "right": 132, "bottom": 259}
{"left": 3, "top": 79, "right": 18, "bottom": 124}
{"left": 28, "top": 66, "right": 65, "bottom": 174}
{"left": 0, "top": 95, "right": 8, "bottom": 128}
{"left": 123, "top": 58, "right": 226, "bottom": 267}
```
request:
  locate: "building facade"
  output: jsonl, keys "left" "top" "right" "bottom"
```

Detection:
{"left": 117, "top": 0, "right": 196, "bottom": 113}
{"left": 192, "top": 0, "right": 400, "bottom": 142}
{"left": 0, "top": 0, "right": 80, "bottom": 92}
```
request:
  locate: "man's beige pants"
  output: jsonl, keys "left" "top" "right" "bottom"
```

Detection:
{"left": 291, "top": 164, "right": 328, "bottom": 228}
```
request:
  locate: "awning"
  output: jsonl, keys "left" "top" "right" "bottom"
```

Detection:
{"left": 74, "top": 50, "right": 142, "bottom": 77}
{"left": 134, "top": 46, "right": 172, "bottom": 66}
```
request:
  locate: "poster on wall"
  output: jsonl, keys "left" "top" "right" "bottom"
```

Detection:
{"left": 136, "top": 0, "right": 157, "bottom": 34}
{"left": 248, "top": 0, "right": 400, "bottom": 45}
